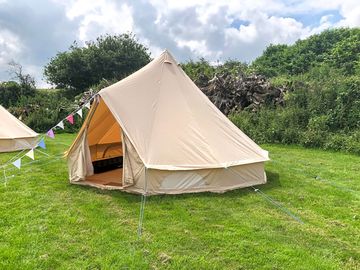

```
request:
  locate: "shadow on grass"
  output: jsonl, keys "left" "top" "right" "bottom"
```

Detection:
{"left": 70, "top": 169, "right": 281, "bottom": 204}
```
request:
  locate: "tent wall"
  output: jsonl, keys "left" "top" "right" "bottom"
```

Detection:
{"left": 0, "top": 105, "right": 38, "bottom": 153}
{"left": 124, "top": 162, "right": 266, "bottom": 195}
{"left": 0, "top": 137, "right": 38, "bottom": 153}
{"left": 67, "top": 129, "right": 94, "bottom": 182}
{"left": 122, "top": 132, "right": 144, "bottom": 187}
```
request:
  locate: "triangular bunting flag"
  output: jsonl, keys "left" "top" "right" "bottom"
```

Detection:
{"left": 47, "top": 129, "right": 55, "bottom": 139}
{"left": 76, "top": 108, "right": 83, "bottom": 118}
{"left": 25, "top": 149, "right": 35, "bottom": 160}
{"left": 12, "top": 158, "right": 21, "bottom": 169}
{"left": 66, "top": 114, "right": 74, "bottom": 124}
{"left": 37, "top": 139, "right": 46, "bottom": 149}
{"left": 85, "top": 102, "right": 91, "bottom": 109}
{"left": 56, "top": 120, "right": 64, "bottom": 129}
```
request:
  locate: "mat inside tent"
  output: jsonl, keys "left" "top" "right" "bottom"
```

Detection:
{"left": 73, "top": 168, "right": 123, "bottom": 189}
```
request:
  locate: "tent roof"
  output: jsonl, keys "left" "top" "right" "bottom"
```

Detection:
{"left": 0, "top": 105, "right": 38, "bottom": 139}
{"left": 99, "top": 50, "right": 269, "bottom": 170}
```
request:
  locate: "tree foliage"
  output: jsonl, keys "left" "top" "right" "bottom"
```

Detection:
{"left": 0, "top": 62, "right": 36, "bottom": 107}
{"left": 181, "top": 58, "right": 249, "bottom": 87}
{"left": 252, "top": 28, "right": 360, "bottom": 77}
{"left": 44, "top": 33, "right": 151, "bottom": 95}
{"left": 182, "top": 28, "right": 360, "bottom": 154}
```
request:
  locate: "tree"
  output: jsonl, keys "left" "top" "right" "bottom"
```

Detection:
{"left": 251, "top": 28, "right": 360, "bottom": 77}
{"left": 0, "top": 62, "right": 36, "bottom": 107}
{"left": 44, "top": 33, "right": 151, "bottom": 95}
{"left": 8, "top": 61, "right": 36, "bottom": 89}
{"left": 181, "top": 58, "right": 216, "bottom": 87}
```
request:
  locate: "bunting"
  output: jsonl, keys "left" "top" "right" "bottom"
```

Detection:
{"left": 47, "top": 129, "right": 55, "bottom": 139}
{"left": 56, "top": 120, "right": 64, "bottom": 129}
{"left": 76, "top": 108, "right": 83, "bottom": 118}
{"left": 2, "top": 95, "right": 94, "bottom": 177}
{"left": 38, "top": 139, "right": 46, "bottom": 149}
{"left": 66, "top": 114, "right": 74, "bottom": 125}
{"left": 12, "top": 159, "right": 21, "bottom": 169}
{"left": 25, "top": 149, "right": 35, "bottom": 160}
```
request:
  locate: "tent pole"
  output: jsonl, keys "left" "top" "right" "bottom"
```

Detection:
{"left": 137, "top": 167, "right": 148, "bottom": 238}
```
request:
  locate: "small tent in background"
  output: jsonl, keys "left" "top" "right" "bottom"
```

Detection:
{"left": 66, "top": 50, "right": 269, "bottom": 195}
{"left": 0, "top": 105, "right": 39, "bottom": 152}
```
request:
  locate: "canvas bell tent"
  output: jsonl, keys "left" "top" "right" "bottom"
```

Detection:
{"left": 0, "top": 105, "right": 39, "bottom": 152}
{"left": 66, "top": 50, "right": 269, "bottom": 195}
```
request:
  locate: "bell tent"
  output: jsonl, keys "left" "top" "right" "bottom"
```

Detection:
{"left": 0, "top": 105, "right": 39, "bottom": 152}
{"left": 66, "top": 50, "right": 269, "bottom": 195}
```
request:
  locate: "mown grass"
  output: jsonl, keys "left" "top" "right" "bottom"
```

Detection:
{"left": 0, "top": 134, "right": 359, "bottom": 269}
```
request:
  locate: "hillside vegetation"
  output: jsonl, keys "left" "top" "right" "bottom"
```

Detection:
{"left": 252, "top": 28, "right": 360, "bottom": 77}
{"left": 183, "top": 28, "right": 360, "bottom": 154}
{"left": 0, "top": 28, "right": 359, "bottom": 153}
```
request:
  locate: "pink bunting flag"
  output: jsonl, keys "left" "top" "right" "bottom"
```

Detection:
{"left": 47, "top": 129, "right": 55, "bottom": 139}
{"left": 66, "top": 114, "right": 74, "bottom": 125}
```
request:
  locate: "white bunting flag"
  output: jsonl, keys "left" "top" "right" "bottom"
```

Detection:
{"left": 12, "top": 158, "right": 21, "bottom": 169}
{"left": 76, "top": 108, "right": 83, "bottom": 118}
{"left": 56, "top": 121, "right": 64, "bottom": 129}
{"left": 85, "top": 102, "right": 91, "bottom": 109}
{"left": 25, "top": 149, "right": 35, "bottom": 160}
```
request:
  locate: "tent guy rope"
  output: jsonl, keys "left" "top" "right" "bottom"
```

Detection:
{"left": 226, "top": 165, "right": 304, "bottom": 224}
{"left": 250, "top": 186, "right": 304, "bottom": 224}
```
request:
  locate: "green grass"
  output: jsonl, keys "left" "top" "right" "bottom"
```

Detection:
{"left": 0, "top": 134, "right": 359, "bottom": 269}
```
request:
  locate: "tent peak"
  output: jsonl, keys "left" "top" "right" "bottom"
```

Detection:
{"left": 162, "top": 49, "right": 177, "bottom": 65}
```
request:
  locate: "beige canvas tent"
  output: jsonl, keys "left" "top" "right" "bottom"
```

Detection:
{"left": 66, "top": 50, "right": 269, "bottom": 195}
{"left": 0, "top": 105, "right": 39, "bottom": 152}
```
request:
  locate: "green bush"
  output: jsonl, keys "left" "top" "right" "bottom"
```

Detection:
{"left": 0, "top": 81, "right": 35, "bottom": 107}
{"left": 300, "top": 115, "right": 330, "bottom": 147}
{"left": 343, "top": 130, "right": 360, "bottom": 154}
{"left": 323, "top": 133, "right": 346, "bottom": 151}
{"left": 9, "top": 90, "right": 84, "bottom": 133}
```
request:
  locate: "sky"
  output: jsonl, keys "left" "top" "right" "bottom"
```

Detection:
{"left": 0, "top": 0, "right": 359, "bottom": 87}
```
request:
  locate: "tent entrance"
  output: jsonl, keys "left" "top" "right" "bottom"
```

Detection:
{"left": 85, "top": 99, "right": 124, "bottom": 187}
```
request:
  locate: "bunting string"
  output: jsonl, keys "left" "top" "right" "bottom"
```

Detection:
{"left": 4, "top": 153, "right": 64, "bottom": 174}
{"left": 0, "top": 94, "right": 97, "bottom": 182}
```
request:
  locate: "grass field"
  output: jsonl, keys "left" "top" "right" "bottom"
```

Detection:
{"left": 0, "top": 133, "right": 359, "bottom": 269}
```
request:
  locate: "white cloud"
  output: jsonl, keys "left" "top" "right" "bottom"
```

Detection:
{"left": 47, "top": 0, "right": 360, "bottom": 62}
{"left": 1, "top": 0, "right": 360, "bottom": 86}
{"left": 336, "top": 1, "right": 360, "bottom": 27}
{"left": 56, "top": 0, "right": 134, "bottom": 42}
{"left": 0, "top": 28, "right": 23, "bottom": 75}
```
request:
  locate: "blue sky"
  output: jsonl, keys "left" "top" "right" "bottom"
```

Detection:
{"left": 0, "top": 0, "right": 359, "bottom": 87}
